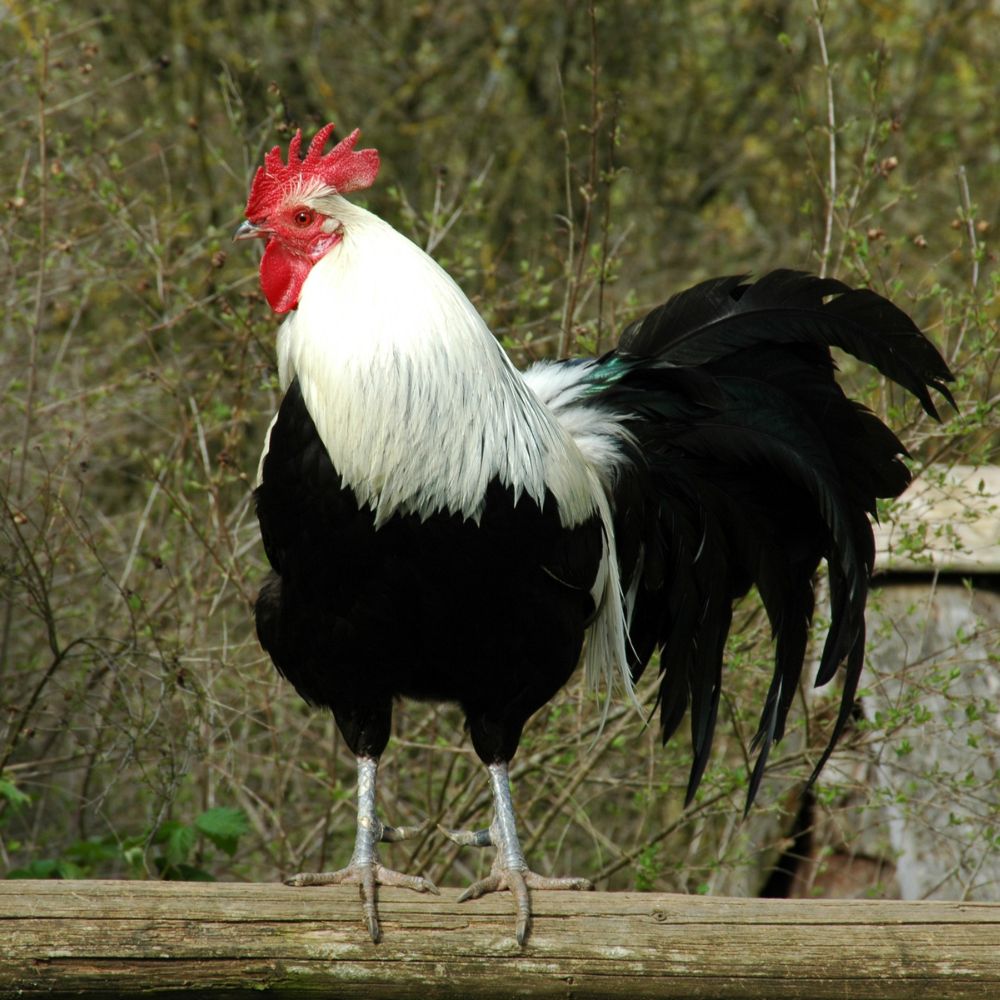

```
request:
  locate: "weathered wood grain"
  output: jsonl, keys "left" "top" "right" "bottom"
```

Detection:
{"left": 2, "top": 880, "right": 998, "bottom": 998}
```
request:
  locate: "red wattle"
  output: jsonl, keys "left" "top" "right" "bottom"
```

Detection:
{"left": 260, "top": 241, "right": 312, "bottom": 314}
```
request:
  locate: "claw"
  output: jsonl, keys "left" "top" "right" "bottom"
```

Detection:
{"left": 361, "top": 864, "right": 379, "bottom": 942}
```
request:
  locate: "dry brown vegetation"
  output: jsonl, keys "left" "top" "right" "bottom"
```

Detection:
{"left": 2, "top": 1, "right": 997, "bottom": 900}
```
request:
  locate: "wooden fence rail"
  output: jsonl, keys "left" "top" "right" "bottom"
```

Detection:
{"left": 2, "top": 880, "right": 998, "bottom": 998}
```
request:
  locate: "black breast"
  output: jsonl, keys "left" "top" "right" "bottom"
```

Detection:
{"left": 252, "top": 378, "right": 604, "bottom": 751}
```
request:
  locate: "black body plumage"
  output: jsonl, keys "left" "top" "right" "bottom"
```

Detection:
{"left": 253, "top": 270, "right": 953, "bottom": 812}
{"left": 254, "top": 379, "right": 604, "bottom": 764}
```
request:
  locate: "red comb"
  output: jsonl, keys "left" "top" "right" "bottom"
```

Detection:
{"left": 245, "top": 124, "right": 380, "bottom": 218}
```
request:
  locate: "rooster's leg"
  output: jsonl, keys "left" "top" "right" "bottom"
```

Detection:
{"left": 285, "top": 755, "right": 438, "bottom": 943}
{"left": 440, "top": 761, "right": 593, "bottom": 944}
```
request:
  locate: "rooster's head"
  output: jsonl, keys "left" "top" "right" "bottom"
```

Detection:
{"left": 235, "top": 124, "right": 380, "bottom": 313}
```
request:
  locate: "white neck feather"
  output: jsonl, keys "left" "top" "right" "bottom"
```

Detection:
{"left": 274, "top": 197, "right": 598, "bottom": 529}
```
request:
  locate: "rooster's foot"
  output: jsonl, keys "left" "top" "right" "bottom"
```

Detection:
{"left": 286, "top": 858, "right": 438, "bottom": 943}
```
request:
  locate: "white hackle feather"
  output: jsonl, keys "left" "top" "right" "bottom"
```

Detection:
{"left": 522, "top": 360, "right": 636, "bottom": 492}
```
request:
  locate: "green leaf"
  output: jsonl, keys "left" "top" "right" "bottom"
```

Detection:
{"left": 7, "top": 858, "right": 71, "bottom": 879}
{"left": 156, "top": 859, "right": 216, "bottom": 882}
{"left": 195, "top": 807, "right": 249, "bottom": 857}
{"left": 64, "top": 836, "right": 122, "bottom": 870}
{"left": 0, "top": 778, "right": 30, "bottom": 810}
{"left": 8, "top": 859, "right": 57, "bottom": 879}
{"left": 155, "top": 820, "right": 196, "bottom": 867}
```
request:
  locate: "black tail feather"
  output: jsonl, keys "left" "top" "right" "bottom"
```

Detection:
{"left": 619, "top": 270, "right": 955, "bottom": 419}
{"left": 590, "top": 270, "right": 954, "bottom": 811}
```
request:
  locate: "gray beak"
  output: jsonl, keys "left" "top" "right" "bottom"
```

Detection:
{"left": 233, "top": 219, "right": 268, "bottom": 242}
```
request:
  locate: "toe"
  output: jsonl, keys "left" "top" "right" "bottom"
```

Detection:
{"left": 374, "top": 865, "right": 440, "bottom": 895}
{"left": 506, "top": 868, "right": 531, "bottom": 946}
{"left": 380, "top": 822, "right": 430, "bottom": 843}
{"left": 457, "top": 872, "right": 503, "bottom": 902}
{"left": 284, "top": 869, "right": 350, "bottom": 888}
{"left": 438, "top": 824, "right": 493, "bottom": 848}
{"left": 523, "top": 873, "right": 594, "bottom": 892}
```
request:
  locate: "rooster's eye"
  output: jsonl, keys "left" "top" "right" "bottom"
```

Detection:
{"left": 292, "top": 208, "right": 315, "bottom": 227}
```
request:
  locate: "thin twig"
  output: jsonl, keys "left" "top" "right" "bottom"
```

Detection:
{"left": 812, "top": 0, "right": 837, "bottom": 278}
{"left": 16, "top": 34, "right": 48, "bottom": 501}
{"left": 2, "top": 34, "right": 50, "bottom": 683}
{"left": 117, "top": 443, "right": 178, "bottom": 593}
{"left": 556, "top": 64, "right": 575, "bottom": 358}
{"left": 558, "top": 0, "right": 602, "bottom": 356}
{"left": 951, "top": 165, "right": 980, "bottom": 365}
{"left": 956, "top": 165, "right": 979, "bottom": 292}
{"left": 595, "top": 101, "right": 620, "bottom": 349}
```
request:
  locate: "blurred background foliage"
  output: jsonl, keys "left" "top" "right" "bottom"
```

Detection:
{"left": 1, "top": 0, "right": 996, "bottom": 899}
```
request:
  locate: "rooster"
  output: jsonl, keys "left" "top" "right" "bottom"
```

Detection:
{"left": 235, "top": 124, "right": 953, "bottom": 944}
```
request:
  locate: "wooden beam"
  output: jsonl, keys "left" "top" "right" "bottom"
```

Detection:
{"left": 3, "top": 880, "right": 998, "bottom": 998}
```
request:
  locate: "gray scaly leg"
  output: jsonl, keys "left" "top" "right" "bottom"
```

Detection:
{"left": 441, "top": 761, "right": 593, "bottom": 945}
{"left": 285, "top": 755, "right": 438, "bottom": 942}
